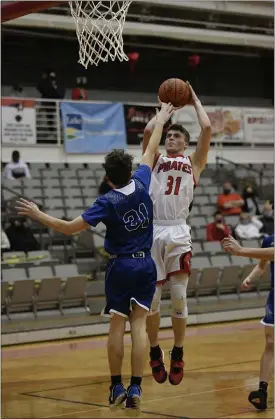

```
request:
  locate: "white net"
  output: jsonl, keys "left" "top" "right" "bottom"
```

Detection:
{"left": 69, "top": 0, "right": 133, "bottom": 68}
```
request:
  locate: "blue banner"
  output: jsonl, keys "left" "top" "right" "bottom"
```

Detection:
{"left": 61, "top": 102, "right": 127, "bottom": 153}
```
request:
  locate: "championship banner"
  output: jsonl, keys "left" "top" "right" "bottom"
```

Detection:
{"left": 172, "top": 106, "right": 244, "bottom": 142}
{"left": 1, "top": 98, "right": 36, "bottom": 144}
{"left": 61, "top": 102, "right": 127, "bottom": 153}
{"left": 243, "top": 108, "right": 274, "bottom": 144}
{"left": 124, "top": 104, "right": 170, "bottom": 145}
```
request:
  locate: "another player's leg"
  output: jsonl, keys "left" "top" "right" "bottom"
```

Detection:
{"left": 249, "top": 325, "right": 274, "bottom": 410}
{"left": 108, "top": 313, "right": 127, "bottom": 409}
{"left": 169, "top": 274, "right": 188, "bottom": 385}
{"left": 126, "top": 303, "right": 148, "bottom": 415}
{"left": 147, "top": 233, "right": 167, "bottom": 383}
{"left": 147, "top": 285, "right": 168, "bottom": 383}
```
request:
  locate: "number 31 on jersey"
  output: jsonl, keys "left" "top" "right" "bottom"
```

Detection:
{"left": 165, "top": 176, "right": 182, "bottom": 195}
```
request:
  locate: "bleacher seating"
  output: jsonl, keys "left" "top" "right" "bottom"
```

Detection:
{"left": 1, "top": 161, "right": 273, "bottom": 322}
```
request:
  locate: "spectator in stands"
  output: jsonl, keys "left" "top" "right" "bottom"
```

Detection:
{"left": 259, "top": 202, "right": 274, "bottom": 236}
{"left": 37, "top": 69, "right": 65, "bottom": 132}
{"left": 206, "top": 211, "right": 231, "bottom": 242}
{"left": 235, "top": 212, "right": 263, "bottom": 240}
{"left": 5, "top": 219, "right": 39, "bottom": 253}
{"left": 10, "top": 83, "right": 25, "bottom": 97}
{"left": 242, "top": 184, "right": 261, "bottom": 215}
{"left": 3, "top": 150, "right": 31, "bottom": 179}
{"left": 217, "top": 182, "right": 244, "bottom": 216}
{"left": 37, "top": 69, "right": 65, "bottom": 100}
{"left": 72, "top": 77, "right": 88, "bottom": 100}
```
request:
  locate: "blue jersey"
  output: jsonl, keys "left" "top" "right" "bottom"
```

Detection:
{"left": 81, "top": 165, "right": 153, "bottom": 255}
{"left": 262, "top": 234, "right": 274, "bottom": 289}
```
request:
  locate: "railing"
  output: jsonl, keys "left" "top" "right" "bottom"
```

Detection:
{"left": 1, "top": 96, "right": 274, "bottom": 148}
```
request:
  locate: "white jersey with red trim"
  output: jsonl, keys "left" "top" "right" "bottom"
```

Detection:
{"left": 149, "top": 153, "right": 196, "bottom": 222}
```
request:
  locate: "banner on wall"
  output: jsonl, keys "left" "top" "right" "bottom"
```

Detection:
{"left": 61, "top": 102, "right": 127, "bottom": 153}
{"left": 172, "top": 106, "right": 244, "bottom": 142}
{"left": 1, "top": 98, "right": 36, "bottom": 144}
{"left": 243, "top": 108, "right": 274, "bottom": 144}
{"left": 124, "top": 104, "right": 171, "bottom": 145}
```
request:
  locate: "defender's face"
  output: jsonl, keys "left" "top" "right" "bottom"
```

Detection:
{"left": 165, "top": 130, "right": 188, "bottom": 155}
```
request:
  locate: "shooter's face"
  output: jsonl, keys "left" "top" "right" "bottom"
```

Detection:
{"left": 165, "top": 130, "right": 188, "bottom": 155}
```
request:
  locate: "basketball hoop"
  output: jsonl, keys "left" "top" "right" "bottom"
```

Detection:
{"left": 69, "top": 1, "right": 133, "bottom": 68}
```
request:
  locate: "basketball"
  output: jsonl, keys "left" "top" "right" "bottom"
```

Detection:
{"left": 158, "top": 78, "right": 191, "bottom": 107}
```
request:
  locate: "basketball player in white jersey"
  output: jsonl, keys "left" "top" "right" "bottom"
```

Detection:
{"left": 142, "top": 83, "right": 212, "bottom": 385}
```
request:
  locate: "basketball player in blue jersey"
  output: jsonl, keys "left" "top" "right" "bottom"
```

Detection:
{"left": 223, "top": 232, "right": 274, "bottom": 411}
{"left": 15, "top": 102, "right": 175, "bottom": 415}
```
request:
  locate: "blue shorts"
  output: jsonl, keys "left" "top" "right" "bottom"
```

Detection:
{"left": 261, "top": 289, "right": 274, "bottom": 327}
{"left": 102, "top": 255, "right": 157, "bottom": 318}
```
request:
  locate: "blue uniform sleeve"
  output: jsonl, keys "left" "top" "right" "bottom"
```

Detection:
{"left": 261, "top": 235, "right": 273, "bottom": 249}
{"left": 81, "top": 196, "right": 109, "bottom": 227}
{"left": 132, "top": 164, "right": 151, "bottom": 192}
{"left": 261, "top": 237, "right": 268, "bottom": 248}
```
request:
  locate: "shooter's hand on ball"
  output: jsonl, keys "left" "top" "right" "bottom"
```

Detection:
{"left": 15, "top": 198, "right": 40, "bottom": 219}
{"left": 186, "top": 81, "right": 200, "bottom": 105}
{"left": 222, "top": 235, "right": 242, "bottom": 255}
{"left": 156, "top": 102, "right": 175, "bottom": 125}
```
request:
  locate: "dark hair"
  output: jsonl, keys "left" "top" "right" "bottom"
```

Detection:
{"left": 12, "top": 150, "right": 20, "bottom": 163}
{"left": 214, "top": 211, "right": 223, "bottom": 217}
{"left": 167, "top": 124, "right": 190, "bottom": 144}
{"left": 103, "top": 149, "right": 133, "bottom": 186}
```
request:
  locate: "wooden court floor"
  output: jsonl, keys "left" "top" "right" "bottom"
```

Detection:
{"left": 2, "top": 320, "right": 274, "bottom": 419}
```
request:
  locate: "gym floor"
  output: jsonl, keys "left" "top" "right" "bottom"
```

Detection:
{"left": 2, "top": 320, "right": 274, "bottom": 418}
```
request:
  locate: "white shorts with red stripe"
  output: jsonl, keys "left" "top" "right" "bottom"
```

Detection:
{"left": 151, "top": 220, "right": 192, "bottom": 284}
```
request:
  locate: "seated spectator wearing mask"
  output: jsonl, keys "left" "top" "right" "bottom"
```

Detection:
{"left": 235, "top": 212, "right": 263, "bottom": 240}
{"left": 242, "top": 184, "right": 261, "bottom": 215}
{"left": 217, "top": 182, "right": 244, "bottom": 216}
{"left": 3, "top": 150, "right": 31, "bottom": 180}
{"left": 206, "top": 211, "right": 231, "bottom": 242}
{"left": 259, "top": 201, "right": 274, "bottom": 236}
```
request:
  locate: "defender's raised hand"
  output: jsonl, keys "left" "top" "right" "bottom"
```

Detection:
{"left": 155, "top": 102, "right": 175, "bottom": 125}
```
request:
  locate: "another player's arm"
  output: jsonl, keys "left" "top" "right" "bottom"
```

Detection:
{"left": 241, "top": 260, "right": 268, "bottom": 290}
{"left": 222, "top": 236, "right": 274, "bottom": 261}
{"left": 188, "top": 83, "right": 212, "bottom": 180}
{"left": 239, "top": 247, "right": 274, "bottom": 261}
{"left": 141, "top": 103, "right": 174, "bottom": 168}
{"left": 15, "top": 198, "right": 89, "bottom": 235}
{"left": 142, "top": 115, "right": 158, "bottom": 155}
